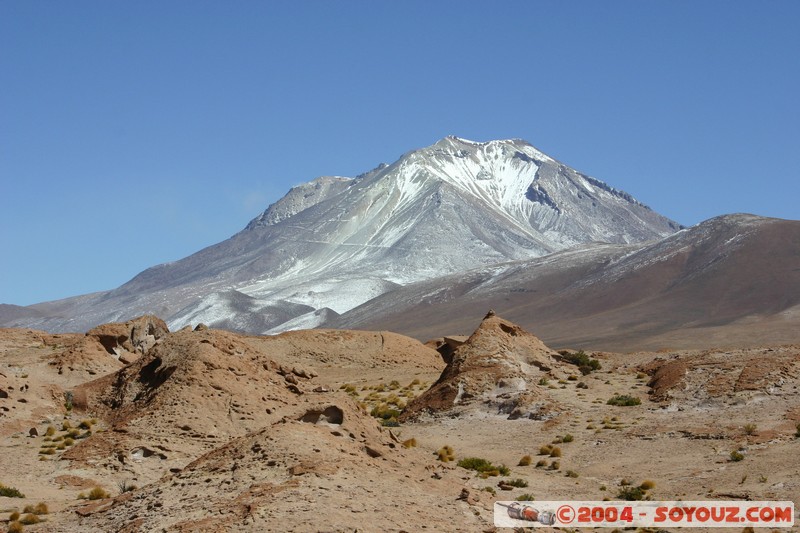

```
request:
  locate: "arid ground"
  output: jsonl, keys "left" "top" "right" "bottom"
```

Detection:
{"left": 1, "top": 314, "right": 798, "bottom": 532}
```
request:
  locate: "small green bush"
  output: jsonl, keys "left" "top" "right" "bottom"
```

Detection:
{"left": 566, "top": 470, "right": 579, "bottom": 478}
{"left": 561, "top": 350, "right": 602, "bottom": 374}
{"left": 457, "top": 457, "right": 493, "bottom": 472}
{"left": 482, "top": 486, "right": 496, "bottom": 496}
{"left": 516, "top": 493, "right": 536, "bottom": 501}
{"left": 607, "top": 394, "right": 641, "bottom": 406}
{"left": 0, "top": 483, "right": 25, "bottom": 498}
{"left": 562, "top": 434, "right": 574, "bottom": 443}
{"left": 617, "top": 486, "right": 645, "bottom": 501}
{"left": 743, "top": 424, "right": 757, "bottom": 436}
{"left": 504, "top": 478, "right": 528, "bottom": 488}
{"left": 535, "top": 459, "right": 547, "bottom": 467}
{"left": 730, "top": 450, "right": 744, "bottom": 462}
{"left": 457, "top": 457, "right": 509, "bottom": 476}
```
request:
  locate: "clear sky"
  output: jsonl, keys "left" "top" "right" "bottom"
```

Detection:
{"left": 1, "top": 1, "right": 798, "bottom": 306}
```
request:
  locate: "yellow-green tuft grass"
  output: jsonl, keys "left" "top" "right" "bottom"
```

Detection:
{"left": 436, "top": 445, "right": 455, "bottom": 462}
{"left": 87, "top": 486, "right": 110, "bottom": 500}
{"left": 640, "top": 480, "right": 656, "bottom": 490}
{"left": 20, "top": 513, "right": 40, "bottom": 525}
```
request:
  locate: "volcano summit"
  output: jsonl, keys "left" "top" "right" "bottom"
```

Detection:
{"left": 3, "top": 137, "right": 681, "bottom": 334}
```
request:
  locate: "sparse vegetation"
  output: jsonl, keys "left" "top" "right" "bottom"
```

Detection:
{"left": 9, "top": 511, "right": 20, "bottom": 521}
{"left": 566, "top": 470, "right": 579, "bottom": 478}
{"left": 457, "top": 457, "right": 496, "bottom": 474}
{"left": 548, "top": 460, "right": 560, "bottom": 470}
{"left": 617, "top": 486, "right": 645, "bottom": 501}
{"left": 617, "top": 479, "right": 655, "bottom": 501}
{"left": 743, "top": 423, "right": 757, "bottom": 436}
{"left": 370, "top": 402, "right": 401, "bottom": 426}
{"left": 516, "top": 493, "right": 536, "bottom": 501}
{"left": 537, "top": 377, "right": 549, "bottom": 386}
{"left": 8, "top": 521, "right": 23, "bottom": 533}
{"left": 561, "top": 434, "right": 574, "bottom": 443}
{"left": 87, "top": 486, "right": 110, "bottom": 500}
{"left": 730, "top": 450, "right": 744, "bottom": 462}
{"left": 607, "top": 394, "right": 641, "bottom": 406}
{"left": 559, "top": 350, "right": 602, "bottom": 374}
{"left": 535, "top": 459, "right": 547, "bottom": 467}
{"left": 0, "top": 483, "right": 25, "bottom": 498}
{"left": 518, "top": 455, "right": 532, "bottom": 466}
{"left": 538, "top": 444, "right": 552, "bottom": 455}
{"left": 44, "top": 426, "right": 56, "bottom": 437}
{"left": 436, "top": 445, "right": 455, "bottom": 462}
{"left": 64, "top": 391, "right": 73, "bottom": 412}
{"left": 19, "top": 514, "right": 39, "bottom": 525}
{"left": 117, "top": 480, "right": 137, "bottom": 494}
{"left": 401, "top": 438, "right": 417, "bottom": 448}
{"left": 504, "top": 478, "right": 528, "bottom": 488}
{"left": 549, "top": 447, "right": 562, "bottom": 458}
{"left": 482, "top": 486, "right": 496, "bottom": 496}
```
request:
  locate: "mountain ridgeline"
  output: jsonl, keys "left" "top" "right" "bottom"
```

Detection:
{"left": 5, "top": 136, "right": 796, "bottom": 350}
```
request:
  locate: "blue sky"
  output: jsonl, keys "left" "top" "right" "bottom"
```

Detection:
{"left": 1, "top": 1, "right": 798, "bottom": 305}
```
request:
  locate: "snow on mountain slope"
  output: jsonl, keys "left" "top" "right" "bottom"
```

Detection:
{"left": 4, "top": 137, "right": 681, "bottom": 334}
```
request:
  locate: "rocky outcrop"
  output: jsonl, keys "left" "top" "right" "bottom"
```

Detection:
{"left": 401, "top": 313, "right": 565, "bottom": 420}
{"left": 86, "top": 315, "right": 169, "bottom": 358}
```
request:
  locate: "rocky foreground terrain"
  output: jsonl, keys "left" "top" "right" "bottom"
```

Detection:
{"left": 1, "top": 314, "right": 798, "bottom": 532}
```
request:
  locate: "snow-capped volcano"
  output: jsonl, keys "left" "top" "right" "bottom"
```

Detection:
{"left": 2, "top": 137, "right": 680, "bottom": 334}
